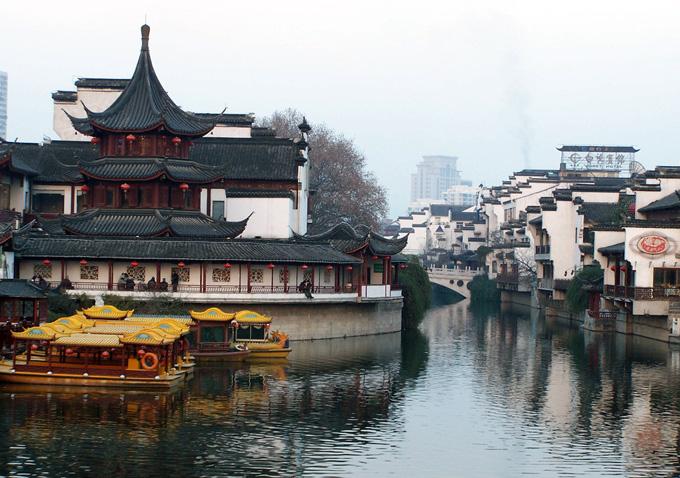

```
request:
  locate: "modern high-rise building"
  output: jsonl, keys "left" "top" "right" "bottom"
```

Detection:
{"left": 410, "top": 155, "right": 461, "bottom": 202}
{"left": 0, "top": 71, "right": 7, "bottom": 139}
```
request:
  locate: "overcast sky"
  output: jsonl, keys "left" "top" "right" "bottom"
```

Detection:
{"left": 3, "top": 0, "right": 680, "bottom": 215}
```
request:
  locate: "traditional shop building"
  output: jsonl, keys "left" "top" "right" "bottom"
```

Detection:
{"left": 0, "top": 25, "right": 407, "bottom": 309}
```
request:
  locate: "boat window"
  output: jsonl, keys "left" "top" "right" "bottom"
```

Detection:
{"left": 200, "top": 325, "right": 225, "bottom": 343}
{"left": 236, "top": 324, "right": 266, "bottom": 340}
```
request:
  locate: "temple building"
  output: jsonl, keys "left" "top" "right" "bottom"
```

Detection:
{"left": 0, "top": 25, "right": 406, "bottom": 304}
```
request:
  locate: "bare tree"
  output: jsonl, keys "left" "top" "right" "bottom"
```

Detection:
{"left": 259, "top": 108, "right": 388, "bottom": 231}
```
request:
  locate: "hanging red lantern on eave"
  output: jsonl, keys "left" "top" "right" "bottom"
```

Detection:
{"left": 267, "top": 263, "right": 275, "bottom": 269}
{"left": 620, "top": 266, "right": 628, "bottom": 272}
{"left": 177, "top": 261, "right": 186, "bottom": 268}
{"left": 31, "top": 344, "right": 38, "bottom": 351}
{"left": 224, "top": 263, "right": 232, "bottom": 269}
{"left": 399, "top": 264, "right": 408, "bottom": 270}
{"left": 79, "top": 259, "right": 88, "bottom": 266}
{"left": 125, "top": 134, "right": 136, "bottom": 142}
{"left": 610, "top": 265, "right": 617, "bottom": 271}
{"left": 42, "top": 259, "right": 51, "bottom": 266}
{"left": 346, "top": 265, "right": 353, "bottom": 271}
{"left": 90, "top": 137, "right": 100, "bottom": 144}
{"left": 120, "top": 183, "right": 131, "bottom": 192}
{"left": 101, "top": 350, "right": 110, "bottom": 359}
{"left": 130, "top": 261, "right": 139, "bottom": 267}
{"left": 371, "top": 255, "right": 379, "bottom": 260}
{"left": 301, "top": 264, "right": 309, "bottom": 270}
{"left": 80, "top": 184, "right": 90, "bottom": 193}
{"left": 326, "top": 265, "right": 333, "bottom": 271}
{"left": 172, "top": 136, "right": 182, "bottom": 146}
{"left": 179, "top": 183, "right": 190, "bottom": 192}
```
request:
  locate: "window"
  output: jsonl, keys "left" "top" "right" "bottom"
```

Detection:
{"left": 249, "top": 268, "right": 264, "bottom": 283}
{"left": 32, "top": 192, "right": 64, "bottom": 213}
{"left": 212, "top": 200, "right": 225, "bottom": 220}
{"left": 212, "top": 268, "right": 230, "bottom": 282}
{"left": 126, "top": 266, "right": 146, "bottom": 281}
{"left": 172, "top": 267, "right": 190, "bottom": 282}
{"left": 200, "top": 326, "right": 225, "bottom": 343}
{"left": 653, "top": 268, "right": 680, "bottom": 287}
{"left": 236, "top": 324, "right": 266, "bottom": 341}
{"left": 34, "top": 264, "right": 52, "bottom": 279}
{"left": 80, "top": 265, "right": 99, "bottom": 280}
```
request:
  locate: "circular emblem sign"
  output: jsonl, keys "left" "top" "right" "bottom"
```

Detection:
{"left": 637, "top": 235, "right": 669, "bottom": 255}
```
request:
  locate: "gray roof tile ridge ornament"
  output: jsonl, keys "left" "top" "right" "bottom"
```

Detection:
{"left": 68, "top": 24, "right": 218, "bottom": 137}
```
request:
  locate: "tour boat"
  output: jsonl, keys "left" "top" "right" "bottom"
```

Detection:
{"left": 0, "top": 313, "right": 194, "bottom": 390}
{"left": 187, "top": 307, "right": 250, "bottom": 362}
{"left": 231, "top": 310, "right": 291, "bottom": 360}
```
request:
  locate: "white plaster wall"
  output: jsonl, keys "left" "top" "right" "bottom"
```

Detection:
{"left": 225, "top": 197, "right": 292, "bottom": 238}
{"left": 9, "top": 176, "right": 25, "bottom": 211}
{"left": 31, "top": 184, "right": 71, "bottom": 214}
{"left": 204, "top": 125, "right": 251, "bottom": 138}
{"left": 542, "top": 201, "right": 580, "bottom": 277}
{"left": 53, "top": 88, "right": 122, "bottom": 140}
{"left": 593, "top": 229, "right": 625, "bottom": 286}
{"left": 573, "top": 191, "right": 620, "bottom": 202}
{"left": 623, "top": 226, "right": 680, "bottom": 288}
{"left": 635, "top": 177, "right": 680, "bottom": 216}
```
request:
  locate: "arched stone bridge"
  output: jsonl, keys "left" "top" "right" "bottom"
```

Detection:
{"left": 427, "top": 267, "right": 484, "bottom": 298}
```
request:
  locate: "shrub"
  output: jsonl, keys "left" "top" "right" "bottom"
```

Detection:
{"left": 399, "top": 258, "right": 431, "bottom": 329}
{"left": 565, "top": 264, "right": 603, "bottom": 313}
{"left": 101, "top": 295, "right": 188, "bottom": 315}
{"left": 47, "top": 291, "right": 94, "bottom": 321}
{"left": 468, "top": 274, "right": 500, "bottom": 304}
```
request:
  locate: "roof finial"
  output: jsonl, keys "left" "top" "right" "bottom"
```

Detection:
{"left": 141, "top": 24, "right": 150, "bottom": 51}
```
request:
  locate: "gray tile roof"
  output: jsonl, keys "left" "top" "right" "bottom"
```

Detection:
{"left": 638, "top": 190, "right": 680, "bottom": 213}
{"left": 68, "top": 26, "right": 217, "bottom": 137}
{"left": 0, "top": 279, "right": 47, "bottom": 299}
{"left": 81, "top": 157, "right": 222, "bottom": 183}
{"left": 295, "top": 222, "right": 408, "bottom": 256}
{"left": 14, "top": 236, "right": 360, "bottom": 264}
{"left": 37, "top": 209, "right": 249, "bottom": 239}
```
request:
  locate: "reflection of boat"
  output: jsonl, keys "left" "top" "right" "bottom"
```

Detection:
{"left": 232, "top": 310, "right": 291, "bottom": 361}
{"left": 0, "top": 313, "right": 194, "bottom": 390}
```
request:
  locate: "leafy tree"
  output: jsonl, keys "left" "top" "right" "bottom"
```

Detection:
{"left": 565, "top": 263, "right": 603, "bottom": 313}
{"left": 468, "top": 274, "right": 500, "bottom": 304}
{"left": 259, "top": 108, "right": 388, "bottom": 231}
{"left": 399, "top": 258, "right": 431, "bottom": 329}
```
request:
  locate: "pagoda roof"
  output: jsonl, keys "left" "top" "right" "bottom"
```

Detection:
{"left": 37, "top": 209, "right": 250, "bottom": 239}
{"left": 13, "top": 236, "right": 362, "bottom": 264}
{"left": 0, "top": 279, "right": 47, "bottom": 299}
{"left": 68, "top": 25, "right": 218, "bottom": 137}
{"left": 294, "top": 222, "right": 408, "bottom": 256}
{"left": 80, "top": 157, "right": 222, "bottom": 183}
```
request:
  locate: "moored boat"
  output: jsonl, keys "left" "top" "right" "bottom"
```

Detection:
{"left": 231, "top": 310, "right": 291, "bottom": 360}
{"left": 0, "top": 313, "right": 194, "bottom": 390}
{"left": 187, "top": 308, "right": 251, "bottom": 363}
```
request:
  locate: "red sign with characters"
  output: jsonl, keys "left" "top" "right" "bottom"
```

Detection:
{"left": 637, "top": 235, "right": 669, "bottom": 255}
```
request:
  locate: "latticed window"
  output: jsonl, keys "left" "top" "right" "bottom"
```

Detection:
{"left": 80, "top": 265, "right": 99, "bottom": 280}
{"left": 34, "top": 264, "right": 52, "bottom": 279}
{"left": 278, "top": 269, "right": 289, "bottom": 283}
{"left": 172, "top": 267, "right": 190, "bottom": 282}
{"left": 250, "top": 268, "right": 264, "bottom": 283}
{"left": 323, "top": 269, "right": 332, "bottom": 283}
{"left": 212, "top": 268, "right": 230, "bottom": 283}
{"left": 303, "top": 270, "right": 313, "bottom": 282}
{"left": 126, "top": 266, "right": 146, "bottom": 281}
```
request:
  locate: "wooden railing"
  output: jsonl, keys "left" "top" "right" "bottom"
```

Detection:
{"left": 604, "top": 285, "right": 680, "bottom": 300}
{"left": 496, "top": 272, "right": 520, "bottom": 284}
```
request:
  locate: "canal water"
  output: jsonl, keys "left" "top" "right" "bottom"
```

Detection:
{"left": 2, "top": 301, "right": 680, "bottom": 477}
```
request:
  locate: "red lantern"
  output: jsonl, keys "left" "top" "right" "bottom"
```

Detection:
{"left": 80, "top": 184, "right": 90, "bottom": 193}
{"left": 172, "top": 137, "right": 182, "bottom": 146}
{"left": 399, "top": 264, "right": 408, "bottom": 270}
{"left": 101, "top": 350, "right": 110, "bottom": 359}
{"left": 179, "top": 183, "right": 190, "bottom": 192}
{"left": 266, "top": 263, "right": 275, "bottom": 269}
{"left": 120, "top": 183, "right": 130, "bottom": 192}
{"left": 137, "top": 349, "right": 146, "bottom": 357}
{"left": 126, "top": 134, "right": 136, "bottom": 142}
{"left": 301, "top": 264, "right": 309, "bottom": 270}
{"left": 42, "top": 259, "right": 51, "bottom": 266}
{"left": 231, "top": 320, "right": 239, "bottom": 328}
{"left": 620, "top": 266, "right": 628, "bottom": 272}
{"left": 79, "top": 259, "right": 88, "bottom": 266}
{"left": 130, "top": 261, "right": 139, "bottom": 267}
{"left": 31, "top": 344, "right": 38, "bottom": 351}
{"left": 326, "top": 265, "right": 334, "bottom": 271}
{"left": 90, "top": 137, "right": 100, "bottom": 144}
{"left": 610, "top": 265, "right": 617, "bottom": 271}
{"left": 224, "top": 263, "right": 232, "bottom": 269}
{"left": 346, "top": 265, "right": 353, "bottom": 271}
{"left": 177, "top": 261, "right": 186, "bottom": 268}
{"left": 65, "top": 348, "right": 74, "bottom": 356}
{"left": 372, "top": 255, "right": 379, "bottom": 260}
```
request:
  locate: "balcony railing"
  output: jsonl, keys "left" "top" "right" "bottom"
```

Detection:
{"left": 496, "top": 272, "right": 520, "bottom": 284}
{"left": 604, "top": 285, "right": 680, "bottom": 300}
{"left": 588, "top": 309, "right": 617, "bottom": 320}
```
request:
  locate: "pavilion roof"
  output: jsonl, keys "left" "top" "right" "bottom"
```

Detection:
{"left": 68, "top": 25, "right": 218, "bottom": 137}
{"left": 37, "top": 209, "right": 250, "bottom": 239}
{"left": 294, "top": 222, "right": 408, "bottom": 256}
{"left": 0, "top": 279, "right": 47, "bottom": 299}
{"left": 80, "top": 157, "right": 223, "bottom": 183}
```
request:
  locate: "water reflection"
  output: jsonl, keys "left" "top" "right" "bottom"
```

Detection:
{"left": 4, "top": 303, "right": 680, "bottom": 476}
